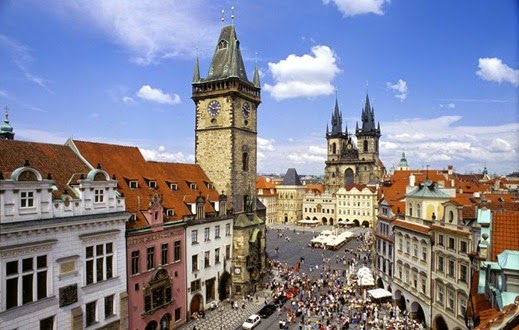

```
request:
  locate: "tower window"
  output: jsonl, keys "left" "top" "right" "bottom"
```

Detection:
{"left": 242, "top": 152, "right": 249, "bottom": 171}
{"left": 363, "top": 140, "right": 368, "bottom": 152}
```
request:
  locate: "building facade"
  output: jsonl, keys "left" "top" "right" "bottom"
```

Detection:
{"left": 336, "top": 184, "right": 377, "bottom": 227}
{"left": 302, "top": 190, "right": 336, "bottom": 226}
{"left": 277, "top": 168, "right": 306, "bottom": 224}
{"left": 256, "top": 177, "right": 278, "bottom": 224}
{"left": 0, "top": 140, "right": 128, "bottom": 330}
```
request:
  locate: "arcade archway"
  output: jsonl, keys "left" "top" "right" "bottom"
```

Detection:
{"left": 189, "top": 293, "right": 203, "bottom": 315}
{"left": 411, "top": 301, "right": 426, "bottom": 325}
{"left": 434, "top": 314, "right": 449, "bottom": 330}
{"left": 362, "top": 220, "right": 370, "bottom": 227}
{"left": 377, "top": 278, "right": 384, "bottom": 289}
{"left": 218, "top": 271, "right": 231, "bottom": 300}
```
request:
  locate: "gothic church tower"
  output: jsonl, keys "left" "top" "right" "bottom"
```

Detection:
{"left": 324, "top": 93, "right": 384, "bottom": 192}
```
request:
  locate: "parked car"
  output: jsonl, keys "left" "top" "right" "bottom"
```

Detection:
{"left": 242, "top": 314, "right": 261, "bottom": 329}
{"left": 258, "top": 303, "right": 277, "bottom": 318}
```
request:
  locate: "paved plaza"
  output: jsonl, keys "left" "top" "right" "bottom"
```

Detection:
{"left": 178, "top": 223, "right": 371, "bottom": 330}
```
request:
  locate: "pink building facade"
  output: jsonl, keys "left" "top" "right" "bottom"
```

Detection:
{"left": 126, "top": 196, "right": 187, "bottom": 330}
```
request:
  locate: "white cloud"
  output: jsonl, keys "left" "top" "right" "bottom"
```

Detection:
{"left": 381, "top": 116, "right": 519, "bottom": 175}
{"left": 323, "top": 0, "right": 390, "bottom": 17}
{"left": 91, "top": 112, "right": 100, "bottom": 118}
{"left": 122, "top": 96, "right": 135, "bottom": 104}
{"left": 263, "top": 45, "right": 340, "bottom": 101}
{"left": 386, "top": 79, "right": 408, "bottom": 101}
{"left": 258, "top": 137, "right": 276, "bottom": 151}
{"left": 140, "top": 147, "right": 193, "bottom": 163}
{"left": 439, "top": 103, "right": 455, "bottom": 109}
{"left": 476, "top": 57, "right": 519, "bottom": 86}
{"left": 136, "top": 85, "right": 181, "bottom": 105}
{"left": 42, "top": 1, "right": 219, "bottom": 64}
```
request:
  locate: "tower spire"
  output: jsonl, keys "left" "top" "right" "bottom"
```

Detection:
{"left": 253, "top": 53, "right": 260, "bottom": 87}
{"left": 192, "top": 47, "right": 200, "bottom": 82}
{"left": 0, "top": 106, "right": 15, "bottom": 140}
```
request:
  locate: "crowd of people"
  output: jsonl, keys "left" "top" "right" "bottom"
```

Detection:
{"left": 265, "top": 229, "right": 426, "bottom": 330}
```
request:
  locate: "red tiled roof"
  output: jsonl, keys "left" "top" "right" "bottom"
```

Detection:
{"left": 0, "top": 139, "right": 90, "bottom": 199}
{"left": 491, "top": 210, "right": 519, "bottom": 261}
{"left": 70, "top": 140, "right": 220, "bottom": 229}
{"left": 306, "top": 184, "right": 324, "bottom": 194}
{"left": 344, "top": 184, "right": 377, "bottom": 193}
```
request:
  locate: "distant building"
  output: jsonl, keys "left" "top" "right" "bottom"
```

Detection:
{"left": 256, "top": 177, "right": 278, "bottom": 224}
{"left": 0, "top": 140, "right": 128, "bottom": 329}
{"left": 276, "top": 168, "right": 306, "bottom": 224}
{"left": 336, "top": 184, "right": 378, "bottom": 227}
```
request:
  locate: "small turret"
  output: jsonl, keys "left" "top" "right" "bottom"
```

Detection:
{"left": 0, "top": 106, "right": 15, "bottom": 140}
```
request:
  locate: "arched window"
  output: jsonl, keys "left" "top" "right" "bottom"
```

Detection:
{"left": 416, "top": 204, "right": 421, "bottom": 218}
{"left": 242, "top": 152, "right": 249, "bottom": 171}
{"left": 363, "top": 140, "right": 368, "bottom": 152}
{"left": 332, "top": 143, "right": 337, "bottom": 154}
{"left": 409, "top": 203, "right": 413, "bottom": 217}
{"left": 345, "top": 168, "right": 354, "bottom": 186}
{"left": 449, "top": 210, "right": 454, "bottom": 223}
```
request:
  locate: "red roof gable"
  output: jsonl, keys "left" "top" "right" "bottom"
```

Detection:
{"left": 69, "top": 140, "right": 220, "bottom": 229}
{"left": 491, "top": 210, "right": 519, "bottom": 261}
{"left": 0, "top": 139, "right": 90, "bottom": 199}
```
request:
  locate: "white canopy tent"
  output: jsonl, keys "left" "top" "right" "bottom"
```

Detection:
{"left": 367, "top": 288, "right": 393, "bottom": 299}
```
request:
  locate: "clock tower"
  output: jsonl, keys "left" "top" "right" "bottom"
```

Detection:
{"left": 192, "top": 24, "right": 261, "bottom": 214}
{"left": 192, "top": 21, "right": 266, "bottom": 297}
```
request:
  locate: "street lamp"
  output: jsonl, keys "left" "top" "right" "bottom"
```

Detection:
{"left": 219, "top": 306, "right": 224, "bottom": 330}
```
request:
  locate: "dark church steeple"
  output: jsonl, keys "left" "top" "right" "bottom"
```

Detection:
{"left": 329, "top": 97, "right": 343, "bottom": 136}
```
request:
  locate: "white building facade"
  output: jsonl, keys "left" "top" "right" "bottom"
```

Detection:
{"left": 0, "top": 157, "right": 128, "bottom": 330}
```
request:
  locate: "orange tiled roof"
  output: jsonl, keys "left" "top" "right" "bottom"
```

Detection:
{"left": 491, "top": 210, "right": 519, "bottom": 261}
{"left": 344, "top": 184, "right": 377, "bottom": 193}
{"left": 70, "top": 140, "right": 220, "bottom": 229}
{"left": 0, "top": 139, "right": 90, "bottom": 199}
{"left": 306, "top": 184, "right": 324, "bottom": 194}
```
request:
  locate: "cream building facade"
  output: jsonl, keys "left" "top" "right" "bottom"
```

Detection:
{"left": 336, "top": 184, "right": 377, "bottom": 227}
{"left": 302, "top": 190, "right": 336, "bottom": 226}
{"left": 392, "top": 179, "right": 454, "bottom": 328}
{"left": 430, "top": 200, "right": 472, "bottom": 330}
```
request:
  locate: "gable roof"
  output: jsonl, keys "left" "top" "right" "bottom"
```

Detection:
{"left": 68, "top": 139, "right": 220, "bottom": 229}
{"left": 0, "top": 139, "right": 90, "bottom": 199}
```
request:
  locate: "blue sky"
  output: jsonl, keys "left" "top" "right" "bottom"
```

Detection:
{"left": 1, "top": 0, "right": 518, "bottom": 176}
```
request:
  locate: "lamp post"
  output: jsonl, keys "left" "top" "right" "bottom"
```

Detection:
{"left": 219, "top": 306, "right": 224, "bottom": 330}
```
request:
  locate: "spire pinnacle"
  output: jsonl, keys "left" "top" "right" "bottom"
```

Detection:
{"left": 253, "top": 53, "right": 261, "bottom": 87}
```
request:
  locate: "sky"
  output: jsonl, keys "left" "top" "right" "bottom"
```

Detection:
{"left": 1, "top": 0, "right": 518, "bottom": 177}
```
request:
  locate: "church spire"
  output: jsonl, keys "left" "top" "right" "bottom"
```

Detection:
{"left": 192, "top": 49, "right": 200, "bottom": 82}
{"left": 329, "top": 96, "right": 343, "bottom": 135}
{"left": 0, "top": 106, "right": 15, "bottom": 140}
{"left": 207, "top": 23, "right": 249, "bottom": 82}
{"left": 253, "top": 55, "right": 260, "bottom": 87}
{"left": 361, "top": 93, "right": 376, "bottom": 132}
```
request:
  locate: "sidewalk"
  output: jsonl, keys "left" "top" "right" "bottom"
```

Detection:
{"left": 177, "top": 290, "right": 271, "bottom": 330}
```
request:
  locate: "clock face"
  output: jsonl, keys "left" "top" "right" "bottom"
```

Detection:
{"left": 234, "top": 267, "right": 241, "bottom": 274}
{"left": 347, "top": 144, "right": 352, "bottom": 150}
{"left": 242, "top": 102, "right": 250, "bottom": 118}
{"left": 207, "top": 100, "right": 221, "bottom": 117}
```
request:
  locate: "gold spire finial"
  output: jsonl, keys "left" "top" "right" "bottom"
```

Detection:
{"left": 221, "top": 9, "right": 225, "bottom": 24}
{"left": 231, "top": 6, "right": 235, "bottom": 25}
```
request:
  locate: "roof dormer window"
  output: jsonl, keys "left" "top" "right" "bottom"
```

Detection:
{"left": 148, "top": 181, "right": 157, "bottom": 189}
{"left": 129, "top": 180, "right": 138, "bottom": 189}
{"left": 189, "top": 183, "right": 197, "bottom": 190}
{"left": 217, "top": 40, "right": 228, "bottom": 50}
{"left": 166, "top": 209, "right": 174, "bottom": 217}
{"left": 169, "top": 183, "right": 178, "bottom": 191}
{"left": 206, "top": 182, "right": 214, "bottom": 189}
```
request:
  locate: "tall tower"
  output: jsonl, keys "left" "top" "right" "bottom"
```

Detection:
{"left": 192, "top": 24, "right": 261, "bottom": 214}
{"left": 192, "top": 20, "right": 267, "bottom": 297}
{"left": 356, "top": 93, "right": 381, "bottom": 162}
